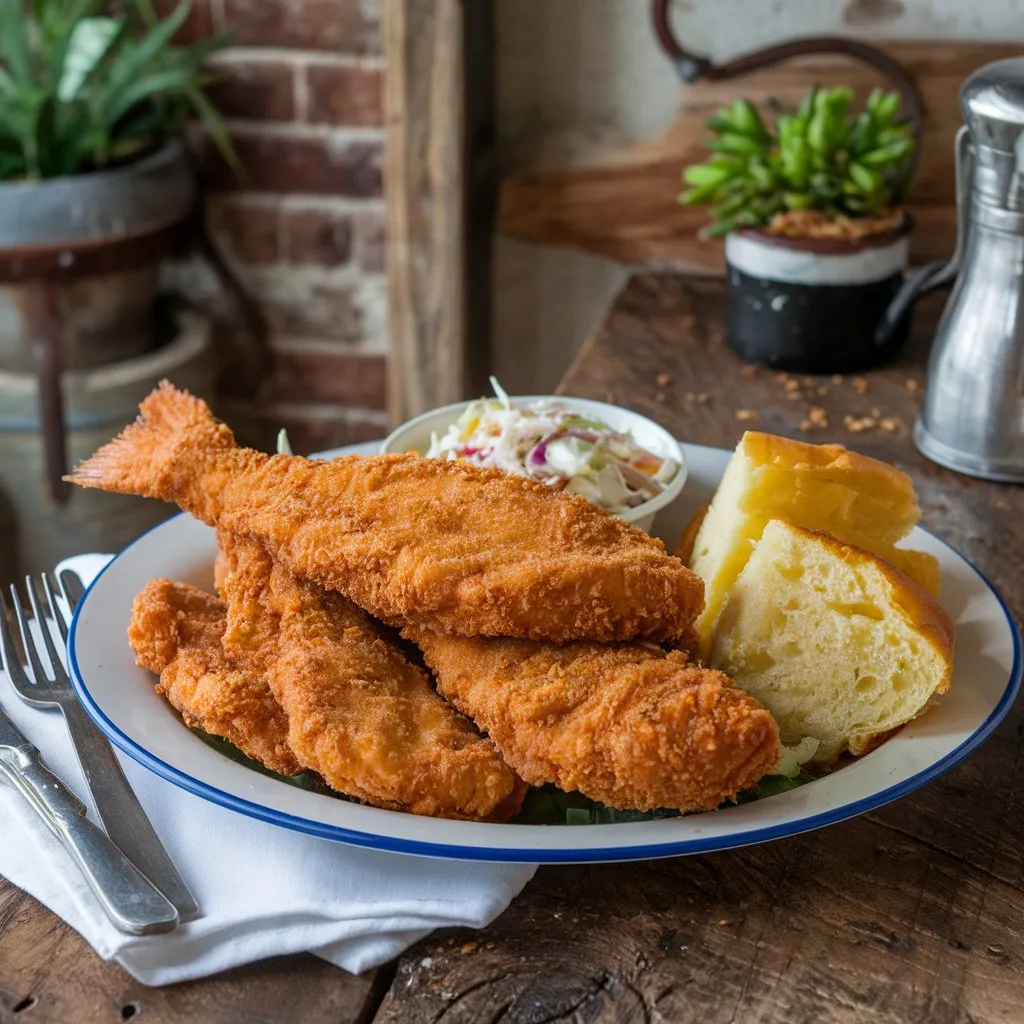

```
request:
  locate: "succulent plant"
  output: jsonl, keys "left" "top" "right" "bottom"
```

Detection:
{"left": 680, "top": 87, "right": 916, "bottom": 237}
{"left": 0, "top": 0, "right": 237, "bottom": 181}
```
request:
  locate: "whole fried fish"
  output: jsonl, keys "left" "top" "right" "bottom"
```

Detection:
{"left": 68, "top": 382, "right": 702, "bottom": 644}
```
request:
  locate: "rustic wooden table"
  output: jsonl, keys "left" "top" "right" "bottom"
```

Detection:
{"left": 2, "top": 275, "right": 1021, "bottom": 1024}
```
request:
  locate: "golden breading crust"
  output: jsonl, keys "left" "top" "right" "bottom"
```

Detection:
{"left": 69, "top": 382, "right": 703, "bottom": 644}
{"left": 128, "top": 579, "right": 301, "bottom": 776}
{"left": 405, "top": 627, "right": 781, "bottom": 813}
{"left": 216, "top": 531, "right": 525, "bottom": 822}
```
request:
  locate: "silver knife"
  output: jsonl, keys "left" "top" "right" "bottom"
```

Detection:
{"left": 58, "top": 569, "right": 200, "bottom": 922}
{"left": 0, "top": 708, "right": 179, "bottom": 934}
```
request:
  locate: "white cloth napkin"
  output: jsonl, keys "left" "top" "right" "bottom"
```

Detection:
{"left": 0, "top": 555, "right": 536, "bottom": 986}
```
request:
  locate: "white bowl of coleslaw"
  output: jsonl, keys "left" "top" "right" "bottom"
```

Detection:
{"left": 381, "top": 381, "right": 687, "bottom": 533}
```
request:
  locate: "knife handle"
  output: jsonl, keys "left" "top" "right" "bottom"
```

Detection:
{"left": 61, "top": 699, "right": 199, "bottom": 921}
{"left": 58, "top": 568, "right": 198, "bottom": 921}
{"left": 1, "top": 749, "right": 179, "bottom": 935}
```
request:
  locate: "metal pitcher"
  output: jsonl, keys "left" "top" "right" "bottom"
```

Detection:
{"left": 878, "top": 59, "right": 1024, "bottom": 482}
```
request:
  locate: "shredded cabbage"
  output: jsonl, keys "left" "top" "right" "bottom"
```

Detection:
{"left": 776, "top": 737, "right": 820, "bottom": 778}
{"left": 425, "top": 381, "right": 678, "bottom": 514}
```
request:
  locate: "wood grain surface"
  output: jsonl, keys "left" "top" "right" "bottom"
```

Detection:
{"left": 0, "top": 884, "right": 382, "bottom": 1024}
{"left": 498, "top": 42, "right": 1018, "bottom": 269}
{"left": 2, "top": 276, "right": 1022, "bottom": 1023}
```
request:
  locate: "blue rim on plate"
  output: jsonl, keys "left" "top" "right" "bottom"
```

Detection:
{"left": 67, "top": 524, "right": 1022, "bottom": 864}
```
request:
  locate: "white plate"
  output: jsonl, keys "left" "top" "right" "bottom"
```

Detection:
{"left": 68, "top": 442, "right": 1021, "bottom": 863}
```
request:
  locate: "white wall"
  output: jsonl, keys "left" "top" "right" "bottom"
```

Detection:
{"left": 493, "top": 0, "right": 1024, "bottom": 394}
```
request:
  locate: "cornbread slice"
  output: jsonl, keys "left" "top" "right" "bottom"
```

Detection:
{"left": 710, "top": 520, "right": 954, "bottom": 763}
{"left": 687, "top": 431, "right": 940, "bottom": 656}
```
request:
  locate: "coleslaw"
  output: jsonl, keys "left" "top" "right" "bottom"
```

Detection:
{"left": 425, "top": 378, "right": 680, "bottom": 514}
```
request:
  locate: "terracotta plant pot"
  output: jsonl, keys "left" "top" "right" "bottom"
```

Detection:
{"left": 724, "top": 216, "right": 913, "bottom": 373}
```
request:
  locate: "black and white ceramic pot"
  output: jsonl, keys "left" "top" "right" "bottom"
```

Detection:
{"left": 724, "top": 216, "right": 913, "bottom": 373}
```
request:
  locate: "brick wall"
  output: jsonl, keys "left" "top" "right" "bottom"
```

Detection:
{"left": 161, "top": 0, "right": 389, "bottom": 454}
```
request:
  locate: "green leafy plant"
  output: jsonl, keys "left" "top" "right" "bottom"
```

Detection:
{"left": 0, "top": 0, "right": 237, "bottom": 181}
{"left": 681, "top": 87, "right": 915, "bottom": 237}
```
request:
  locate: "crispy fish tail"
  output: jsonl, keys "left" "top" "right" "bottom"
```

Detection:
{"left": 65, "top": 380, "right": 235, "bottom": 521}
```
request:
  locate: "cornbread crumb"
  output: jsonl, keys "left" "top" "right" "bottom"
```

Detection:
{"left": 656, "top": 372, "right": 672, "bottom": 387}
{"left": 852, "top": 377, "right": 870, "bottom": 395}
{"left": 844, "top": 414, "right": 879, "bottom": 433}
{"left": 736, "top": 409, "right": 759, "bottom": 422}
{"left": 831, "top": 374, "right": 844, "bottom": 385}
{"left": 697, "top": 392, "right": 710, "bottom": 404}
{"left": 906, "top": 378, "right": 921, "bottom": 393}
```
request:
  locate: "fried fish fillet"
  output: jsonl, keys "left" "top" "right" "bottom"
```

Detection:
{"left": 405, "top": 627, "right": 780, "bottom": 813}
{"left": 68, "top": 382, "right": 702, "bottom": 644}
{"left": 129, "top": 579, "right": 301, "bottom": 776}
{"left": 216, "top": 531, "right": 524, "bottom": 821}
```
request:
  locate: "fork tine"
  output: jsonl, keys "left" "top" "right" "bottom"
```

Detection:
{"left": 27, "top": 576, "right": 67, "bottom": 682}
{"left": 0, "top": 589, "right": 30, "bottom": 686}
{"left": 43, "top": 573, "right": 69, "bottom": 645}
{"left": 10, "top": 584, "right": 50, "bottom": 685}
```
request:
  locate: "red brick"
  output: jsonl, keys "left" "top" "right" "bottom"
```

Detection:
{"left": 154, "top": 0, "right": 213, "bottom": 43}
{"left": 223, "top": 0, "right": 381, "bottom": 55}
{"left": 353, "top": 209, "right": 385, "bottom": 272}
{"left": 205, "top": 57, "right": 296, "bottom": 122}
{"left": 262, "top": 280, "right": 367, "bottom": 340}
{"left": 306, "top": 63, "right": 383, "bottom": 126}
{"left": 265, "top": 341, "right": 385, "bottom": 408}
{"left": 285, "top": 206, "right": 352, "bottom": 266}
{"left": 223, "top": 400, "right": 386, "bottom": 455}
{"left": 197, "top": 129, "right": 383, "bottom": 197}
{"left": 206, "top": 195, "right": 280, "bottom": 264}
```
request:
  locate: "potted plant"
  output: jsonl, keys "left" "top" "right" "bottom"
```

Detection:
{"left": 680, "top": 87, "right": 917, "bottom": 373}
{"left": 0, "top": 0, "right": 237, "bottom": 503}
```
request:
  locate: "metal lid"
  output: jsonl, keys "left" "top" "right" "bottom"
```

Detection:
{"left": 962, "top": 58, "right": 1024, "bottom": 152}
{"left": 961, "top": 59, "right": 1024, "bottom": 209}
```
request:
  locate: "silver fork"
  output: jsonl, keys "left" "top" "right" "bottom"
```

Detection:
{"left": 0, "top": 573, "right": 199, "bottom": 922}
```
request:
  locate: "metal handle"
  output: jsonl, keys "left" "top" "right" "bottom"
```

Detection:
{"left": 60, "top": 699, "right": 200, "bottom": 922}
{"left": 59, "top": 569, "right": 87, "bottom": 609}
{"left": 0, "top": 749, "right": 179, "bottom": 935}
{"left": 874, "top": 125, "right": 972, "bottom": 347}
{"left": 57, "top": 568, "right": 199, "bottom": 922}
{"left": 651, "top": 0, "right": 925, "bottom": 192}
